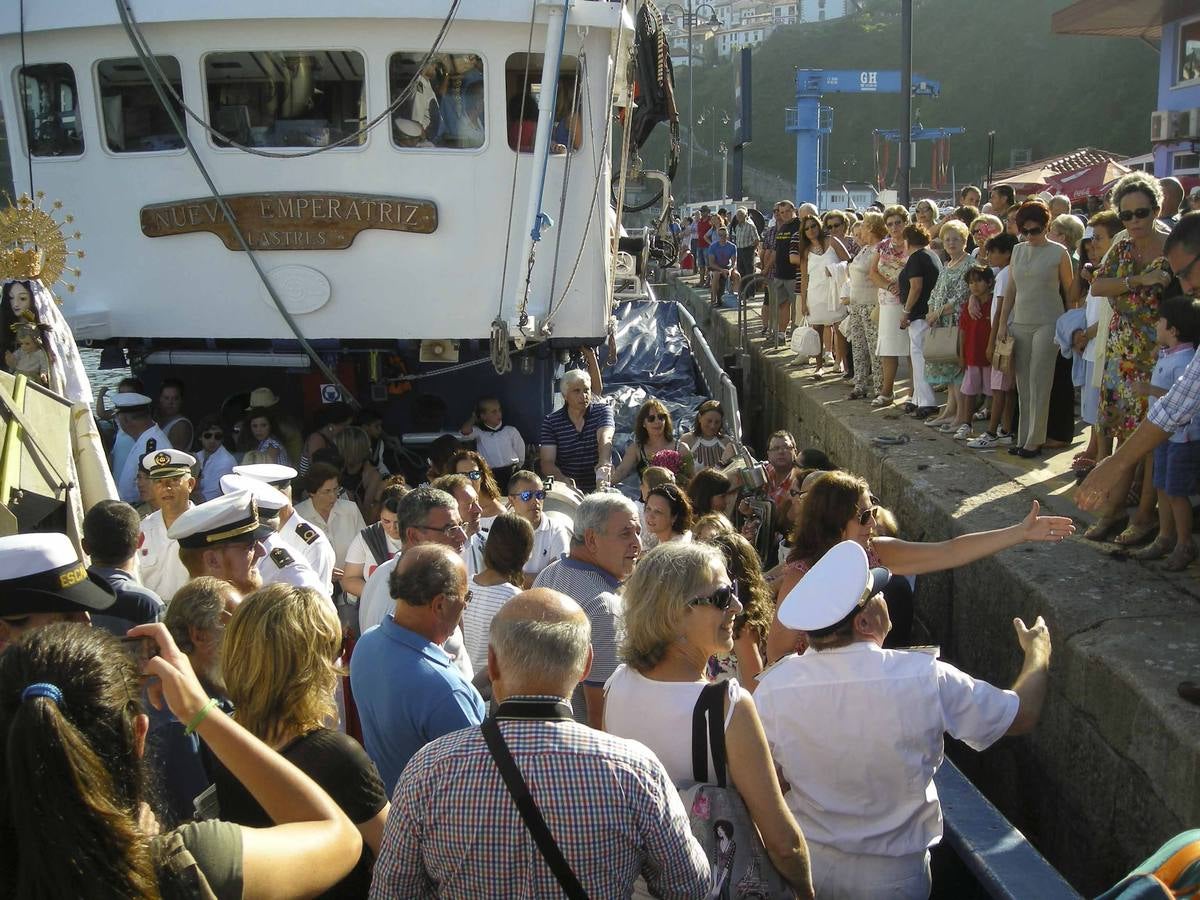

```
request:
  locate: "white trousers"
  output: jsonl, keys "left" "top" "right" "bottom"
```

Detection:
{"left": 907, "top": 318, "right": 937, "bottom": 408}
{"left": 808, "top": 842, "right": 931, "bottom": 900}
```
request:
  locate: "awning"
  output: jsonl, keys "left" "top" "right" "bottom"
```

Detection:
{"left": 1045, "top": 160, "right": 1132, "bottom": 201}
{"left": 1051, "top": 0, "right": 1189, "bottom": 40}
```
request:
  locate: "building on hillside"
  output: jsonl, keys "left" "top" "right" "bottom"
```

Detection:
{"left": 669, "top": 0, "right": 856, "bottom": 64}
{"left": 1053, "top": 0, "right": 1200, "bottom": 184}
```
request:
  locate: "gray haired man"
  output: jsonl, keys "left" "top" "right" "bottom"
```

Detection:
{"left": 370, "top": 588, "right": 710, "bottom": 899}
{"left": 532, "top": 492, "right": 640, "bottom": 727}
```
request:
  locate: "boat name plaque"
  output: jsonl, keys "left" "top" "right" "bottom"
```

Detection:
{"left": 139, "top": 192, "right": 437, "bottom": 250}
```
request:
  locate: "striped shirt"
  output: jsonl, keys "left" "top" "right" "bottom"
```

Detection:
{"left": 538, "top": 401, "right": 614, "bottom": 492}
{"left": 531, "top": 557, "right": 622, "bottom": 687}
{"left": 461, "top": 576, "right": 522, "bottom": 671}
{"left": 370, "top": 711, "right": 711, "bottom": 900}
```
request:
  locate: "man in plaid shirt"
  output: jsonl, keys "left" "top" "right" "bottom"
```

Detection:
{"left": 370, "top": 588, "right": 710, "bottom": 899}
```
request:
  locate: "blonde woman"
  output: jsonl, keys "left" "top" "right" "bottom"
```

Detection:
{"left": 217, "top": 584, "right": 389, "bottom": 898}
{"left": 334, "top": 426, "right": 384, "bottom": 523}
{"left": 845, "top": 212, "right": 886, "bottom": 400}
{"left": 923, "top": 219, "right": 974, "bottom": 435}
{"left": 604, "top": 542, "right": 815, "bottom": 897}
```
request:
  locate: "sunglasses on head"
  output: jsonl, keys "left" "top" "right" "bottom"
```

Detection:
{"left": 510, "top": 489, "right": 546, "bottom": 502}
{"left": 1118, "top": 207, "right": 1153, "bottom": 222}
{"left": 688, "top": 582, "right": 739, "bottom": 611}
{"left": 1020, "top": 226, "right": 1044, "bottom": 236}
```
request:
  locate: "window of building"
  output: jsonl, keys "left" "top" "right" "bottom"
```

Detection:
{"left": 1179, "top": 19, "right": 1200, "bottom": 84}
{"left": 1174, "top": 151, "right": 1200, "bottom": 175}
{"left": 818, "top": 10, "right": 825, "bottom": 19}
{"left": 203, "top": 50, "right": 365, "bottom": 148}
{"left": 18, "top": 63, "right": 83, "bottom": 157}
{"left": 97, "top": 57, "right": 184, "bottom": 153}
{"left": 505, "top": 53, "right": 583, "bottom": 153}
{"left": 388, "top": 52, "right": 485, "bottom": 149}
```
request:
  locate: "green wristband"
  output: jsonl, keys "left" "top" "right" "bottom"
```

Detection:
{"left": 183, "top": 697, "right": 219, "bottom": 736}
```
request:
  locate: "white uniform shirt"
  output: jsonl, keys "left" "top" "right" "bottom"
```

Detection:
{"left": 138, "top": 506, "right": 192, "bottom": 605}
{"left": 258, "top": 532, "right": 334, "bottom": 609}
{"left": 117, "top": 425, "right": 172, "bottom": 503}
{"left": 277, "top": 510, "right": 337, "bottom": 592}
{"left": 462, "top": 424, "right": 526, "bottom": 471}
{"left": 293, "top": 497, "right": 366, "bottom": 569}
{"left": 754, "top": 641, "right": 1018, "bottom": 858}
{"left": 195, "top": 445, "right": 237, "bottom": 502}
{"left": 525, "top": 511, "right": 573, "bottom": 579}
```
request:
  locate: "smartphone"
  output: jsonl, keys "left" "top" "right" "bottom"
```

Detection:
{"left": 119, "top": 636, "right": 159, "bottom": 667}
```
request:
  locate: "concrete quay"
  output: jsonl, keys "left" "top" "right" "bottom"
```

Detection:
{"left": 664, "top": 274, "right": 1200, "bottom": 894}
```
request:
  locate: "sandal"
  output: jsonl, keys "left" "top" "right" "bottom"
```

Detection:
{"left": 1131, "top": 536, "right": 1174, "bottom": 560}
{"left": 1113, "top": 520, "right": 1158, "bottom": 547}
{"left": 1083, "top": 515, "right": 1127, "bottom": 542}
{"left": 871, "top": 394, "right": 894, "bottom": 408}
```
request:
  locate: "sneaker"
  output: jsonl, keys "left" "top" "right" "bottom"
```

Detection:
{"left": 953, "top": 424, "right": 973, "bottom": 440}
{"left": 967, "top": 432, "right": 1001, "bottom": 449}
{"left": 997, "top": 427, "right": 1014, "bottom": 444}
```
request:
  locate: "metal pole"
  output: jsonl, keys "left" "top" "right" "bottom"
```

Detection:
{"left": 899, "top": 0, "right": 912, "bottom": 207}
{"left": 986, "top": 130, "right": 996, "bottom": 189}
{"left": 686, "top": 1, "right": 694, "bottom": 205}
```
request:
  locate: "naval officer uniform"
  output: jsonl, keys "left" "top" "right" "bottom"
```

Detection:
{"left": 136, "top": 449, "right": 196, "bottom": 605}
{"left": 114, "top": 393, "right": 172, "bottom": 504}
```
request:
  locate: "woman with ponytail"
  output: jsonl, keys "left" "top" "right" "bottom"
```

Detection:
{"left": 0, "top": 621, "right": 361, "bottom": 898}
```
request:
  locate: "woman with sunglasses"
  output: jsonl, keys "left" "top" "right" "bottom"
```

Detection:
{"left": 791, "top": 214, "right": 851, "bottom": 377}
{"left": 869, "top": 205, "right": 912, "bottom": 406}
{"left": 610, "top": 399, "right": 692, "bottom": 486}
{"left": 765, "top": 470, "right": 1073, "bottom": 663}
{"left": 993, "top": 200, "right": 1076, "bottom": 459}
{"left": 605, "top": 541, "right": 816, "bottom": 899}
{"left": 1081, "top": 172, "right": 1174, "bottom": 542}
{"left": 705, "top": 531, "right": 777, "bottom": 692}
{"left": 450, "top": 449, "right": 507, "bottom": 519}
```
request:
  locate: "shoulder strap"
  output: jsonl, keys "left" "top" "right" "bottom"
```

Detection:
{"left": 691, "top": 682, "right": 729, "bottom": 788}
{"left": 481, "top": 718, "right": 589, "bottom": 900}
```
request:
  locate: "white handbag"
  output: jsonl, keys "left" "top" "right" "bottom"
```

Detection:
{"left": 790, "top": 319, "right": 822, "bottom": 358}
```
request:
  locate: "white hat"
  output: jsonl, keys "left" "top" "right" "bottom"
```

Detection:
{"left": 394, "top": 117, "right": 423, "bottom": 138}
{"left": 0, "top": 533, "right": 116, "bottom": 615}
{"left": 220, "top": 473, "right": 288, "bottom": 513}
{"left": 777, "top": 540, "right": 891, "bottom": 633}
{"left": 167, "top": 490, "right": 274, "bottom": 549}
{"left": 246, "top": 387, "right": 281, "bottom": 410}
{"left": 141, "top": 448, "right": 196, "bottom": 479}
{"left": 232, "top": 463, "right": 297, "bottom": 488}
{"left": 111, "top": 392, "right": 153, "bottom": 411}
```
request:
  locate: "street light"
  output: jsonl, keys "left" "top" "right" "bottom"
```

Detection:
{"left": 662, "top": 1, "right": 721, "bottom": 206}
{"left": 696, "top": 107, "right": 730, "bottom": 201}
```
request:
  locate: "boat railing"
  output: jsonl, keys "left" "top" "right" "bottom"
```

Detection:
{"left": 675, "top": 299, "right": 743, "bottom": 446}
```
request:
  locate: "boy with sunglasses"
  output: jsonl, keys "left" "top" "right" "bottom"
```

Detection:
{"left": 506, "top": 470, "right": 573, "bottom": 583}
{"left": 193, "top": 414, "right": 237, "bottom": 502}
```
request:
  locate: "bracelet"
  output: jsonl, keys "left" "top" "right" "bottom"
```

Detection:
{"left": 183, "top": 697, "right": 219, "bottom": 736}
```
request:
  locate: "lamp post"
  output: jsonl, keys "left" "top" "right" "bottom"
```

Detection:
{"left": 663, "top": 1, "right": 721, "bottom": 206}
{"left": 696, "top": 106, "right": 729, "bottom": 200}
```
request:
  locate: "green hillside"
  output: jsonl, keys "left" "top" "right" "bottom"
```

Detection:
{"left": 650, "top": 0, "right": 1157, "bottom": 198}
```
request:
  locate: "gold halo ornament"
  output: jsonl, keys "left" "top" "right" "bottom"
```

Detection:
{"left": 0, "top": 192, "right": 84, "bottom": 302}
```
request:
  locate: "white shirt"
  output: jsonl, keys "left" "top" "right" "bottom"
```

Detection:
{"left": 1083, "top": 289, "right": 1111, "bottom": 364}
{"left": 117, "top": 425, "right": 172, "bottom": 503}
{"left": 277, "top": 510, "right": 337, "bottom": 592}
{"left": 461, "top": 575, "right": 522, "bottom": 672}
{"left": 137, "top": 506, "right": 192, "bottom": 605}
{"left": 604, "top": 665, "right": 743, "bottom": 786}
{"left": 258, "top": 532, "right": 335, "bottom": 608}
{"left": 526, "top": 511, "right": 573, "bottom": 578}
{"left": 292, "top": 496, "right": 366, "bottom": 569}
{"left": 195, "top": 445, "right": 237, "bottom": 502}
{"left": 462, "top": 424, "right": 526, "bottom": 471}
{"left": 754, "top": 642, "right": 1018, "bottom": 858}
{"left": 992, "top": 266, "right": 1013, "bottom": 329}
{"left": 345, "top": 529, "right": 403, "bottom": 579}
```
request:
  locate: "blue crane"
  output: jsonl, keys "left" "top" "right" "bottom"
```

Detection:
{"left": 784, "top": 69, "right": 958, "bottom": 206}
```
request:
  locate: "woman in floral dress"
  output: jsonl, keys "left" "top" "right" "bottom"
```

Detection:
{"left": 868, "top": 205, "right": 912, "bottom": 406}
{"left": 923, "top": 220, "right": 973, "bottom": 435}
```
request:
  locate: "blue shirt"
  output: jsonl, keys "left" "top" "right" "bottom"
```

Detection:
{"left": 350, "top": 616, "right": 486, "bottom": 795}
{"left": 1152, "top": 343, "right": 1200, "bottom": 443}
{"left": 707, "top": 240, "right": 736, "bottom": 269}
{"left": 89, "top": 566, "right": 165, "bottom": 636}
{"left": 538, "top": 400, "right": 615, "bottom": 492}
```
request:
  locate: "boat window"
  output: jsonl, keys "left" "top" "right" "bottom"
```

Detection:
{"left": 18, "top": 63, "right": 84, "bottom": 157}
{"left": 387, "top": 52, "right": 485, "bottom": 149}
{"left": 203, "top": 51, "right": 366, "bottom": 148}
{"left": 504, "top": 53, "right": 583, "bottom": 154}
{"left": 97, "top": 57, "right": 185, "bottom": 153}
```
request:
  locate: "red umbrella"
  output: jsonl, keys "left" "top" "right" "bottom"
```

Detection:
{"left": 1046, "top": 160, "right": 1132, "bottom": 202}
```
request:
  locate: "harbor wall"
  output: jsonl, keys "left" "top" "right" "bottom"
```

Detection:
{"left": 664, "top": 274, "right": 1200, "bottom": 894}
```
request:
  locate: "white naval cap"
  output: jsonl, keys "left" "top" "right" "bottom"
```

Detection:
{"left": 167, "top": 490, "right": 274, "bottom": 549}
{"left": 0, "top": 533, "right": 116, "bottom": 615}
{"left": 141, "top": 448, "right": 196, "bottom": 479}
{"left": 232, "top": 463, "right": 297, "bottom": 488}
{"left": 111, "top": 392, "right": 153, "bottom": 411}
{"left": 220, "top": 473, "right": 288, "bottom": 513}
{"left": 777, "top": 540, "right": 891, "bottom": 633}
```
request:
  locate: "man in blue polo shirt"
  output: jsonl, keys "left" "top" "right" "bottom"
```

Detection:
{"left": 706, "top": 226, "right": 740, "bottom": 306}
{"left": 538, "top": 354, "right": 615, "bottom": 493}
{"left": 350, "top": 543, "right": 485, "bottom": 794}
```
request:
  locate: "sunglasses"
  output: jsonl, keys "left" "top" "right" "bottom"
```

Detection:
{"left": 1118, "top": 207, "right": 1153, "bottom": 222}
{"left": 510, "top": 489, "right": 547, "bottom": 502}
{"left": 201, "top": 431, "right": 223, "bottom": 440}
{"left": 688, "top": 582, "right": 739, "bottom": 611}
{"left": 644, "top": 413, "right": 666, "bottom": 422}
{"left": 856, "top": 505, "right": 879, "bottom": 525}
{"left": 462, "top": 470, "right": 482, "bottom": 481}
{"left": 1020, "top": 226, "right": 1044, "bottom": 236}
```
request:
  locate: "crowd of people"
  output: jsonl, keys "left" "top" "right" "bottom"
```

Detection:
{"left": 689, "top": 179, "right": 1200, "bottom": 573}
